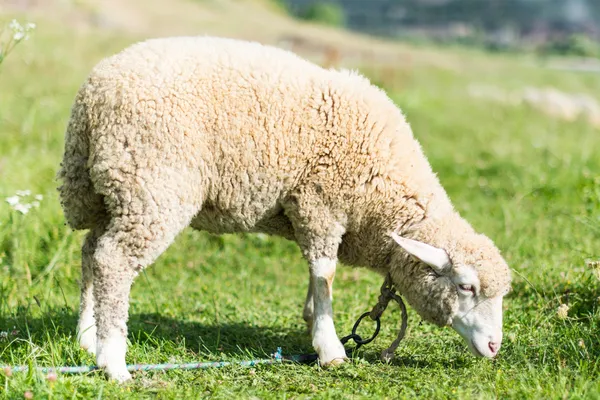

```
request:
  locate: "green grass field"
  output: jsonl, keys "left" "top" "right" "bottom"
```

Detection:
{"left": 0, "top": 13, "right": 600, "bottom": 400}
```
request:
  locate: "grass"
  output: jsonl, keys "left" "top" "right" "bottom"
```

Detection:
{"left": 0, "top": 12, "right": 600, "bottom": 400}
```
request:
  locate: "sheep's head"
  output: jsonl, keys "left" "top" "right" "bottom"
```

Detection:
{"left": 388, "top": 231, "right": 511, "bottom": 358}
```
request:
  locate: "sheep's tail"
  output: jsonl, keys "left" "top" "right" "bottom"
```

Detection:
{"left": 56, "top": 94, "right": 105, "bottom": 230}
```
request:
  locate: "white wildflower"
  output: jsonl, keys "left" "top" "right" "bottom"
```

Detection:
{"left": 557, "top": 303, "right": 570, "bottom": 320}
{"left": 0, "top": 331, "right": 7, "bottom": 340}
{"left": 8, "top": 19, "right": 21, "bottom": 32}
{"left": 13, "top": 203, "right": 31, "bottom": 215}
{"left": 5, "top": 196, "right": 19, "bottom": 206}
{"left": 12, "top": 31, "right": 25, "bottom": 41}
{"left": 587, "top": 260, "right": 600, "bottom": 281}
{"left": 7, "top": 19, "right": 35, "bottom": 43}
{"left": 6, "top": 191, "right": 42, "bottom": 213}
{"left": 1, "top": 19, "right": 35, "bottom": 67}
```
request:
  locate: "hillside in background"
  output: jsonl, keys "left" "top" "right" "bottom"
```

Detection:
{"left": 0, "top": 0, "right": 425, "bottom": 68}
{"left": 285, "top": 0, "right": 600, "bottom": 53}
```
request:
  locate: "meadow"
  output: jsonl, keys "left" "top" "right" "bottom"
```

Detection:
{"left": 0, "top": 9, "right": 600, "bottom": 400}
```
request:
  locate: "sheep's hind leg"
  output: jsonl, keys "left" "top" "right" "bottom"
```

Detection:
{"left": 77, "top": 222, "right": 108, "bottom": 355}
{"left": 92, "top": 233, "right": 137, "bottom": 383}
{"left": 92, "top": 186, "right": 200, "bottom": 382}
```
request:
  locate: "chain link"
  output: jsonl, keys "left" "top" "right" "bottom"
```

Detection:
{"left": 337, "top": 273, "right": 408, "bottom": 362}
{"left": 340, "top": 311, "right": 381, "bottom": 350}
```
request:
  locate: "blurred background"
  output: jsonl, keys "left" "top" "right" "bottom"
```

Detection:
{"left": 0, "top": 1, "right": 599, "bottom": 398}
{"left": 286, "top": 0, "right": 600, "bottom": 56}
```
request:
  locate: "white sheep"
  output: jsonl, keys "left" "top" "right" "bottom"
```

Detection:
{"left": 57, "top": 36, "right": 512, "bottom": 382}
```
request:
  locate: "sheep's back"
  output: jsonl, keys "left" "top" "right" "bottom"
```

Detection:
{"left": 81, "top": 37, "right": 350, "bottom": 233}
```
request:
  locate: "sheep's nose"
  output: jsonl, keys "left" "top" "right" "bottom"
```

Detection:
{"left": 488, "top": 342, "right": 500, "bottom": 355}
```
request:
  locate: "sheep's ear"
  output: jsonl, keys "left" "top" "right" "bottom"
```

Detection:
{"left": 390, "top": 232, "right": 452, "bottom": 274}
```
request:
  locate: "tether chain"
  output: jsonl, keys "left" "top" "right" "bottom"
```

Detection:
{"left": 339, "top": 273, "right": 408, "bottom": 363}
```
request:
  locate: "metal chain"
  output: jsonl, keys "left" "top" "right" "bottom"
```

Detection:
{"left": 338, "top": 273, "right": 408, "bottom": 363}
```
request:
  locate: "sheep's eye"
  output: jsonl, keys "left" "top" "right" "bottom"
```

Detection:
{"left": 458, "top": 284, "right": 474, "bottom": 294}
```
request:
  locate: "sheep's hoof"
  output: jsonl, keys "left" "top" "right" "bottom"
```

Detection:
{"left": 81, "top": 342, "right": 97, "bottom": 356}
{"left": 316, "top": 341, "right": 347, "bottom": 368}
{"left": 77, "top": 328, "right": 97, "bottom": 356}
{"left": 97, "top": 335, "right": 130, "bottom": 382}
{"left": 105, "top": 367, "right": 132, "bottom": 383}
{"left": 99, "top": 354, "right": 131, "bottom": 383}
{"left": 320, "top": 356, "right": 347, "bottom": 368}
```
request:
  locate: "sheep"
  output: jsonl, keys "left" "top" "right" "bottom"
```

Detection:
{"left": 57, "top": 36, "right": 512, "bottom": 382}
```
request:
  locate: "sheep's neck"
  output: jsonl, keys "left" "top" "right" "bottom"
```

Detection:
{"left": 337, "top": 174, "right": 459, "bottom": 275}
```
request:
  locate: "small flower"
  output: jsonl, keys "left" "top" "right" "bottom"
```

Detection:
{"left": 557, "top": 303, "right": 570, "bottom": 320}
{"left": 8, "top": 19, "right": 21, "bottom": 32}
{"left": 12, "top": 31, "right": 25, "bottom": 41}
{"left": 6, "top": 20, "right": 35, "bottom": 43}
{"left": 24, "top": 391, "right": 33, "bottom": 399}
{"left": 1, "top": 19, "right": 35, "bottom": 67}
{"left": 3, "top": 366, "right": 12, "bottom": 377}
{"left": 6, "top": 191, "right": 42, "bottom": 213}
{"left": 0, "top": 331, "right": 8, "bottom": 340}
{"left": 6, "top": 196, "right": 19, "bottom": 206}
{"left": 578, "top": 339, "right": 585, "bottom": 348}
{"left": 13, "top": 203, "right": 31, "bottom": 215}
{"left": 46, "top": 372, "right": 57, "bottom": 382}
{"left": 587, "top": 260, "right": 600, "bottom": 280}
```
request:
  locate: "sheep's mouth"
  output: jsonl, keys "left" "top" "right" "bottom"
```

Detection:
{"left": 452, "top": 321, "right": 494, "bottom": 358}
{"left": 469, "top": 340, "right": 486, "bottom": 357}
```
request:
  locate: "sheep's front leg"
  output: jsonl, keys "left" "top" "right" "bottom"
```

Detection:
{"left": 310, "top": 257, "right": 347, "bottom": 366}
{"left": 284, "top": 190, "right": 347, "bottom": 366}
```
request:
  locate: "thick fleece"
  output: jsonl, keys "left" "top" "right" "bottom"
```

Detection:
{"left": 58, "top": 36, "right": 511, "bottom": 380}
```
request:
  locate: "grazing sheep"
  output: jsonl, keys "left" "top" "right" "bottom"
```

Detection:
{"left": 57, "top": 36, "right": 512, "bottom": 382}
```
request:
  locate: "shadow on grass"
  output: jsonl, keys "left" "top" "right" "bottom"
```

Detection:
{"left": 0, "top": 308, "right": 313, "bottom": 361}
{"left": 0, "top": 308, "right": 465, "bottom": 369}
{"left": 3, "top": 275, "right": 600, "bottom": 370}
{"left": 127, "top": 312, "right": 313, "bottom": 358}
